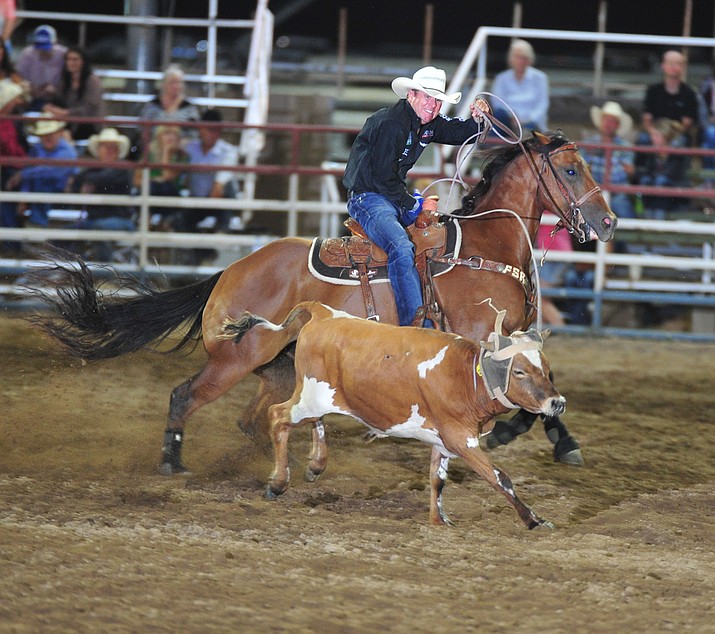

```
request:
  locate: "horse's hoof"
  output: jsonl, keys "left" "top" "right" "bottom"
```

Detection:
{"left": 264, "top": 485, "right": 282, "bottom": 500}
{"left": 529, "top": 518, "right": 555, "bottom": 530}
{"left": 158, "top": 461, "right": 190, "bottom": 476}
{"left": 305, "top": 466, "right": 323, "bottom": 482}
{"left": 554, "top": 436, "right": 584, "bottom": 466}
{"left": 556, "top": 448, "right": 584, "bottom": 466}
{"left": 478, "top": 432, "right": 500, "bottom": 451}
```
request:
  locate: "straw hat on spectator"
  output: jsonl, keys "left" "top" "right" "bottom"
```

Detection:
{"left": 590, "top": 101, "right": 633, "bottom": 137}
{"left": 88, "top": 128, "right": 131, "bottom": 159}
{"left": 0, "top": 80, "right": 25, "bottom": 111}
{"left": 29, "top": 115, "right": 65, "bottom": 136}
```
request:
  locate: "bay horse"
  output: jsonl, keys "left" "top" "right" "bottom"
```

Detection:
{"left": 29, "top": 130, "right": 617, "bottom": 475}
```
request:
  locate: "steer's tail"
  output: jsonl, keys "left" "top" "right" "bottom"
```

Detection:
{"left": 220, "top": 300, "right": 332, "bottom": 367}
{"left": 25, "top": 245, "right": 223, "bottom": 361}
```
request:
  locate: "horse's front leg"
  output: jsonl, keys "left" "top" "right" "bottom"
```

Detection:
{"left": 429, "top": 446, "right": 454, "bottom": 526}
{"left": 305, "top": 418, "right": 328, "bottom": 482}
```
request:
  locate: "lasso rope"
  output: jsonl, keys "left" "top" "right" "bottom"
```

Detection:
{"left": 416, "top": 94, "right": 545, "bottom": 332}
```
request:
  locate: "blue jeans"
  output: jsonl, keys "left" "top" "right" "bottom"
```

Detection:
{"left": 347, "top": 192, "right": 423, "bottom": 326}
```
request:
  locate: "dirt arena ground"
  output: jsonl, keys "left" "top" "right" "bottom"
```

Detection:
{"left": 1, "top": 311, "right": 714, "bottom": 633}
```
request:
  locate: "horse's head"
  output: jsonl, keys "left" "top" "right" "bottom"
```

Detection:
{"left": 530, "top": 130, "right": 617, "bottom": 243}
{"left": 458, "top": 131, "right": 617, "bottom": 244}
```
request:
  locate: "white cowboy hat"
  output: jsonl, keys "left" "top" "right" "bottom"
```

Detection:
{"left": 88, "top": 127, "right": 131, "bottom": 159}
{"left": 391, "top": 66, "right": 462, "bottom": 104}
{"left": 30, "top": 115, "right": 65, "bottom": 136}
{"left": 590, "top": 101, "right": 633, "bottom": 137}
{"left": 0, "top": 80, "right": 24, "bottom": 110}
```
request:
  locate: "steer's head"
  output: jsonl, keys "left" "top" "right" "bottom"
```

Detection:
{"left": 478, "top": 328, "right": 566, "bottom": 417}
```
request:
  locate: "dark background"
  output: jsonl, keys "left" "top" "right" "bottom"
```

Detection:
{"left": 17, "top": 1, "right": 715, "bottom": 56}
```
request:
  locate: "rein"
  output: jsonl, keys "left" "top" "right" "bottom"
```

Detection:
{"left": 520, "top": 141, "right": 601, "bottom": 243}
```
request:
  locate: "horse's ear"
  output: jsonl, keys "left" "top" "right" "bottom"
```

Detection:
{"left": 479, "top": 340, "right": 495, "bottom": 352}
{"left": 533, "top": 130, "right": 550, "bottom": 145}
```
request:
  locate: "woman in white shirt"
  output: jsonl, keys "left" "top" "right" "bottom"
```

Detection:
{"left": 490, "top": 39, "right": 549, "bottom": 134}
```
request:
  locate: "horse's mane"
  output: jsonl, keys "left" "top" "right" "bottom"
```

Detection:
{"left": 454, "top": 130, "right": 571, "bottom": 216}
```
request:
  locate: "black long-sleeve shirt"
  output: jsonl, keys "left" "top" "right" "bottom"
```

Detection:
{"left": 343, "top": 99, "right": 482, "bottom": 211}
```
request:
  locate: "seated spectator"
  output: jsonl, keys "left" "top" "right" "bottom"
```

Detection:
{"left": 635, "top": 118, "right": 690, "bottom": 219}
{"left": 536, "top": 212, "right": 573, "bottom": 326}
{"left": 184, "top": 109, "right": 240, "bottom": 232}
{"left": 5, "top": 114, "right": 77, "bottom": 228}
{"left": 581, "top": 101, "right": 636, "bottom": 220}
{"left": 15, "top": 24, "right": 67, "bottom": 111}
{"left": 138, "top": 64, "right": 199, "bottom": 138}
{"left": 0, "top": 78, "right": 27, "bottom": 253}
{"left": 634, "top": 49, "right": 698, "bottom": 217}
{"left": 43, "top": 46, "right": 105, "bottom": 141}
{"left": 68, "top": 128, "right": 135, "bottom": 262}
{"left": 134, "top": 124, "right": 189, "bottom": 228}
{"left": 490, "top": 39, "right": 549, "bottom": 134}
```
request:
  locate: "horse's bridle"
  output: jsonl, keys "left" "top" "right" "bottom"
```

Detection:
{"left": 520, "top": 141, "right": 601, "bottom": 243}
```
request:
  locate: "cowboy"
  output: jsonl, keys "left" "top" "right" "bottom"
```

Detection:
{"left": 6, "top": 114, "right": 77, "bottom": 227}
{"left": 68, "top": 127, "right": 135, "bottom": 261}
{"left": 342, "top": 66, "right": 490, "bottom": 327}
{"left": 581, "top": 101, "right": 635, "bottom": 220}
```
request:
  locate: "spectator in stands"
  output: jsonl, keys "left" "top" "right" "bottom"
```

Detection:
{"left": 581, "top": 101, "right": 636, "bottom": 220}
{"left": 43, "top": 46, "right": 105, "bottom": 141}
{"left": 16, "top": 25, "right": 67, "bottom": 111}
{"left": 138, "top": 64, "right": 199, "bottom": 136}
{"left": 184, "top": 109, "right": 240, "bottom": 233}
{"left": 0, "top": 0, "right": 17, "bottom": 55}
{"left": 640, "top": 50, "right": 699, "bottom": 146}
{"left": 68, "top": 128, "right": 135, "bottom": 261}
{"left": 5, "top": 115, "right": 78, "bottom": 228}
{"left": 490, "top": 39, "right": 549, "bottom": 134}
{"left": 634, "top": 50, "right": 699, "bottom": 218}
{"left": 134, "top": 124, "right": 189, "bottom": 228}
{"left": 0, "top": 78, "right": 27, "bottom": 252}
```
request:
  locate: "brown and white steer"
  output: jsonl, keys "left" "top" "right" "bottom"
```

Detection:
{"left": 221, "top": 301, "right": 566, "bottom": 529}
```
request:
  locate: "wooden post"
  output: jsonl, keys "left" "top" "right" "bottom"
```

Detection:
{"left": 682, "top": 0, "right": 692, "bottom": 72}
{"left": 593, "top": 1, "right": 607, "bottom": 99}
{"left": 423, "top": 3, "right": 433, "bottom": 65}
{"left": 337, "top": 7, "right": 347, "bottom": 95}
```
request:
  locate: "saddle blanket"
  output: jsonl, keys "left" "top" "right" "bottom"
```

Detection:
{"left": 308, "top": 219, "right": 462, "bottom": 286}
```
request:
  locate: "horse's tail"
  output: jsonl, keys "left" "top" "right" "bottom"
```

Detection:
{"left": 25, "top": 246, "right": 223, "bottom": 361}
{"left": 220, "top": 301, "right": 326, "bottom": 366}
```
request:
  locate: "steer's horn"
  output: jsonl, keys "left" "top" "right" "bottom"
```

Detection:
{"left": 479, "top": 340, "right": 496, "bottom": 352}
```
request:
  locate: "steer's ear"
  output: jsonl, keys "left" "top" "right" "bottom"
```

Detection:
{"left": 541, "top": 328, "right": 551, "bottom": 341}
{"left": 479, "top": 340, "right": 495, "bottom": 352}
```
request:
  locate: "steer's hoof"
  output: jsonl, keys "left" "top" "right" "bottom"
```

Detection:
{"left": 529, "top": 518, "right": 555, "bottom": 530}
{"left": 264, "top": 485, "right": 282, "bottom": 500}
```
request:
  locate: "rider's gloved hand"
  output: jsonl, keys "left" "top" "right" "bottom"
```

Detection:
{"left": 401, "top": 192, "right": 424, "bottom": 226}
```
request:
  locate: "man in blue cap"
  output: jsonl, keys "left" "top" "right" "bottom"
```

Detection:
{"left": 16, "top": 24, "right": 67, "bottom": 110}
